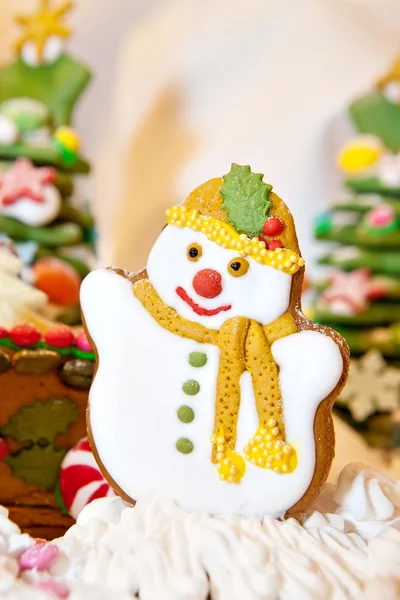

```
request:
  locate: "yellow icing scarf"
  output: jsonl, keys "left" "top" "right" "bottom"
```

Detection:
{"left": 133, "top": 278, "right": 298, "bottom": 482}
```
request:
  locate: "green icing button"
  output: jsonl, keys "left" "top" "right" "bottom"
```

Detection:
{"left": 182, "top": 380, "right": 200, "bottom": 395}
{"left": 189, "top": 352, "right": 207, "bottom": 367}
{"left": 177, "top": 406, "right": 195, "bottom": 423}
{"left": 176, "top": 438, "right": 194, "bottom": 454}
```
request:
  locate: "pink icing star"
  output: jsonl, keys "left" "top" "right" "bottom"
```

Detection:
{"left": 0, "top": 158, "right": 56, "bottom": 206}
{"left": 321, "top": 269, "right": 386, "bottom": 315}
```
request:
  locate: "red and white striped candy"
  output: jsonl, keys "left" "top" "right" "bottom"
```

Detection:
{"left": 59, "top": 438, "right": 117, "bottom": 520}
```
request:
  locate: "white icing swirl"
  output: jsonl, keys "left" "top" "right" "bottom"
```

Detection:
{"left": 335, "top": 463, "right": 400, "bottom": 520}
{"left": 2, "top": 464, "right": 400, "bottom": 598}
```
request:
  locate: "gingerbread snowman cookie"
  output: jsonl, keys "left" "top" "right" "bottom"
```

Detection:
{"left": 81, "top": 165, "right": 349, "bottom": 517}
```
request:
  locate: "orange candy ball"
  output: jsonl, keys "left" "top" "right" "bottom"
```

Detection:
{"left": 32, "top": 258, "right": 81, "bottom": 307}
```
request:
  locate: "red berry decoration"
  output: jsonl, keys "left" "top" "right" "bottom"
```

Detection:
{"left": 262, "top": 216, "right": 284, "bottom": 237}
{"left": 10, "top": 324, "right": 41, "bottom": 347}
{"left": 268, "top": 240, "right": 284, "bottom": 250}
{"left": 0, "top": 438, "right": 9, "bottom": 461}
{"left": 45, "top": 326, "right": 75, "bottom": 349}
{"left": 0, "top": 327, "right": 9, "bottom": 339}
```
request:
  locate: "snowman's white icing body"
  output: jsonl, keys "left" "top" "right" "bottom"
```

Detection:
{"left": 82, "top": 226, "right": 343, "bottom": 516}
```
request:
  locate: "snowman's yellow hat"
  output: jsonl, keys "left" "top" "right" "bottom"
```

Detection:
{"left": 166, "top": 165, "right": 304, "bottom": 276}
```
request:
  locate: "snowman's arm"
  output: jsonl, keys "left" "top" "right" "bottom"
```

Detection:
{"left": 271, "top": 330, "right": 343, "bottom": 410}
{"left": 80, "top": 268, "right": 137, "bottom": 350}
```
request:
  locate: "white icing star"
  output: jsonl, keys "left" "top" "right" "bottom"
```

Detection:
{"left": 337, "top": 351, "right": 400, "bottom": 422}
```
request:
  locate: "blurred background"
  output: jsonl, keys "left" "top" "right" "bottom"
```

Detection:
{"left": 2, "top": 0, "right": 400, "bottom": 270}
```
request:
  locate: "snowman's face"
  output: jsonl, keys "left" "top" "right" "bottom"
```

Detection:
{"left": 146, "top": 225, "right": 293, "bottom": 329}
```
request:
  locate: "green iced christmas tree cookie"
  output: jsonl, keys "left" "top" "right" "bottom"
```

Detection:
{"left": 0, "top": 1, "right": 95, "bottom": 324}
{"left": 313, "top": 57, "right": 400, "bottom": 449}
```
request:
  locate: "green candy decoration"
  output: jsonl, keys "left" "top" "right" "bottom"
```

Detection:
{"left": 188, "top": 352, "right": 207, "bottom": 367}
{"left": 176, "top": 438, "right": 194, "bottom": 454}
{"left": 177, "top": 406, "right": 195, "bottom": 423}
{"left": 52, "top": 138, "right": 78, "bottom": 167}
{"left": 182, "top": 380, "right": 200, "bottom": 396}
{"left": 221, "top": 164, "right": 272, "bottom": 238}
{"left": 314, "top": 212, "right": 332, "bottom": 237}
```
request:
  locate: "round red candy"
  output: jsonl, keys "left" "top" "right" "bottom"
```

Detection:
{"left": 0, "top": 327, "right": 9, "bottom": 339}
{"left": 10, "top": 324, "right": 41, "bottom": 347}
{"left": 0, "top": 438, "right": 9, "bottom": 461}
{"left": 262, "top": 217, "right": 284, "bottom": 237}
{"left": 192, "top": 269, "right": 222, "bottom": 299}
{"left": 45, "top": 326, "right": 75, "bottom": 348}
{"left": 32, "top": 258, "right": 81, "bottom": 307}
{"left": 268, "top": 240, "right": 284, "bottom": 250}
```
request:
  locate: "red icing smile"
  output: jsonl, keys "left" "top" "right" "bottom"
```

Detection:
{"left": 176, "top": 287, "right": 232, "bottom": 317}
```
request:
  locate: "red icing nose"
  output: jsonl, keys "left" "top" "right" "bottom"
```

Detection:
{"left": 192, "top": 269, "right": 223, "bottom": 299}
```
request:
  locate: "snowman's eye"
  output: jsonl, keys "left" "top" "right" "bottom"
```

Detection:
{"left": 187, "top": 243, "right": 202, "bottom": 262}
{"left": 227, "top": 257, "right": 249, "bottom": 277}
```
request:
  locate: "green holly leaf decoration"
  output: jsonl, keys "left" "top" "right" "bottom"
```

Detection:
{"left": 220, "top": 164, "right": 273, "bottom": 238}
{"left": 5, "top": 445, "right": 66, "bottom": 491}
{"left": 0, "top": 397, "right": 78, "bottom": 444}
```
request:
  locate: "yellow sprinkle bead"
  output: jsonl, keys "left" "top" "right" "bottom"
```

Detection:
{"left": 212, "top": 427, "right": 246, "bottom": 484}
{"left": 165, "top": 206, "right": 305, "bottom": 275}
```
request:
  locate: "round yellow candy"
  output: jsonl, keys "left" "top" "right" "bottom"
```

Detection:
{"left": 337, "top": 136, "right": 383, "bottom": 173}
{"left": 54, "top": 126, "right": 81, "bottom": 153}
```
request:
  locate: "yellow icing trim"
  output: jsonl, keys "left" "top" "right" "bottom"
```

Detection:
{"left": 244, "top": 419, "right": 297, "bottom": 474}
{"left": 166, "top": 206, "right": 305, "bottom": 275}
{"left": 211, "top": 427, "right": 246, "bottom": 483}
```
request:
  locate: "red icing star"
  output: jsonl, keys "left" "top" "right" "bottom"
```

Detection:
{"left": 322, "top": 269, "right": 386, "bottom": 314}
{"left": 0, "top": 158, "right": 56, "bottom": 206}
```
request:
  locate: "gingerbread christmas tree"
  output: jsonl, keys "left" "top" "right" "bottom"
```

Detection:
{"left": 313, "top": 58, "right": 400, "bottom": 449}
{"left": 0, "top": 0, "right": 95, "bottom": 325}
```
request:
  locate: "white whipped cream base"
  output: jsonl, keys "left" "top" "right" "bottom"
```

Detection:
{"left": 2, "top": 463, "right": 400, "bottom": 599}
